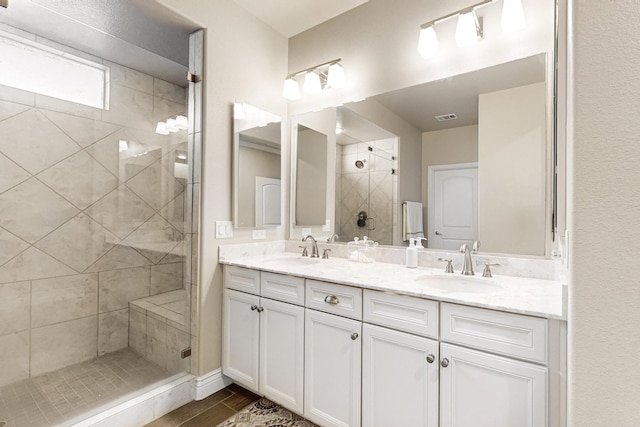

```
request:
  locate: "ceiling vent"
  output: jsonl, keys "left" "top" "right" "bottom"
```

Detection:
{"left": 434, "top": 113, "right": 458, "bottom": 122}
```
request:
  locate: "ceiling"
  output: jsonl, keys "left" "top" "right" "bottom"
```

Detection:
{"left": 232, "top": 0, "right": 368, "bottom": 38}
{"left": 337, "top": 54, "right": 546, "bottom": 144}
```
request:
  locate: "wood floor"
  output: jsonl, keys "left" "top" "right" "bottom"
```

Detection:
{"left": 143, "top": 383, "right": 261, "bottom": 427}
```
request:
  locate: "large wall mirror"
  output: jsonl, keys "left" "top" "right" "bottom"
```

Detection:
{"left": 290, "top": 109, "right": 335, "bottom": 230}
{"left": 233, "top": 103, "right": 282, "bottom": 228}
{"left": 289, "top": 53, "right": 553, "bottom": 257}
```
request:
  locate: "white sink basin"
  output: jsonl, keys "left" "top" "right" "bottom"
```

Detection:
{"left": 415, "top": 274, "right": 502, "bottom": 294}
{"left": 263, "top": 256, "right": 322, "bottom": 266}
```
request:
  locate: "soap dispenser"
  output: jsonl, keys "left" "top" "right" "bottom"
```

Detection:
{"left": 406, "top": 238, "right": 417, "bottom": 268}
{"left": 415, "top": 237, "right": 427, "bottom": 249}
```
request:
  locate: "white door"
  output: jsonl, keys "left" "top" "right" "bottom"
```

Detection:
{"left": 362, "top": 324, "right": 439, "bottom": 427}
{"left": 428, "top": 163, "right": 478, "bottom": 250}
{"left": 256, "top": 177, "right": 281, "bottom": 226}
{"left": 222, "top": 289, "right": 260, "bottom": 393}
{"left": 439, "top": 343, "right": 548, "bottom": 427}
{"left": 259, "top": 298, "right": 305, "bottom": 414}
{"left": 304, "top": 309, "right": 362, "bottom": 427}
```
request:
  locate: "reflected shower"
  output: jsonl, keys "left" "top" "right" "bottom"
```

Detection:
{"left": 355, "top": 159, "right": 367, "bottom": 169}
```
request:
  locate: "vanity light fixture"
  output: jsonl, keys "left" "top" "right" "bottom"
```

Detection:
{"left": 417, "top": 0, "right": 527, "bottom": 58}
{"left": 155, "top": 114, "right": 189, "bottom": 135}
{"left": 455, "top": 9, "right": 482, "bottom": 47}
{"left": 303, "top": 71, "right": 322, "bottom": 95}
{"left": 501, "top": 0, "right": 526, "bottom": 34}
{"left": 282, "top": 58, "right": 345, "bottom": 100}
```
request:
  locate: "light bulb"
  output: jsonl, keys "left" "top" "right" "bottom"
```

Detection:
{"left": 455, "top": 11, "right": 481, "bottom": 47}
{"left": 502, "top": 0, "right": 526, "bottom": 34}
{"left": 327, "top": 63, "right": 346, "bottom": 89}
{"left": 155, "top": 121, "right": 170, "bottom": 135}
{"left": 282, "top": 78, "right": 301, "bottom": 100}
{"left": 175, "top": 115, "right": 189, "bottom": 129}
{"left": 303, "top": 71, "right": 322, "bottom": 95}
{"left": 165, "top": 118, "right": 179, "bottom": 133}
{"left": 417, "top": 26, "right": 439, "bottom": 59}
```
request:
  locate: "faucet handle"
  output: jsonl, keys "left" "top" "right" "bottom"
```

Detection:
{"left": 322, "top": 248, "right": 331, "bottom": 259}
{"left": 472, "top": 240, "right": 481, "bottom": 253}
{"left": 299, "top": 245, "right": 308, "bottom": 257}
{"left": 480, "top": 262, "right": 500, "bottom": 278}
{"left": 438, "top": 258, "right": 454, "bottom": 274}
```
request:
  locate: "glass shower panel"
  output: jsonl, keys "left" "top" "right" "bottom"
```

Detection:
{"left": 0, "top": 29, "right": 194, "bottom": 427}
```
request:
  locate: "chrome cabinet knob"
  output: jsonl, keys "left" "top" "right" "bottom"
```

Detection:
{"left": 351, "top": 332, "right": 359, "bottom": 341}
{"left": 440, "top": 358, "right": 449, "bottom": 368}
{"left": 250, "top": 305, "right": 258, "bottom": 311}
{"left": 324, "top": 294, "right": 340, "bottom": 305}
{"left": 426, "top": 354, "right": 435, "bottom": 364}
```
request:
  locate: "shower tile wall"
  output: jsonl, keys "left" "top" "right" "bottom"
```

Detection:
{"left": 336, "top": 139, "right": 396, "bottom": 245}
{"left": 0, "top": 60, "right": 188, "bottom": 387}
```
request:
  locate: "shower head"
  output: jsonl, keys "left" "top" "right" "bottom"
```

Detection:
{"left": 355, "top": 159, "right": 367, "bottom": 169}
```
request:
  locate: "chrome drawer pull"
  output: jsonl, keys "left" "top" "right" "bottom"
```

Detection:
{"left": 324, "top": 294, "right": 340, "bottom": 305}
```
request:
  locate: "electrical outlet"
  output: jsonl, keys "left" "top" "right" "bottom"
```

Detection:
{"left": 215, "top": 221, "right": 233, "bottom": 238}
{"left": 253, "top": 229, "right": 266, "bottom": 240}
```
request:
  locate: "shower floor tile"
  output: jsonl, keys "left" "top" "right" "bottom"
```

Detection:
{"left": 0, "top": 348, "right": 171, "bottom": 427}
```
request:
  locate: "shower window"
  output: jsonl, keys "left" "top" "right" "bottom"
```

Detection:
{"left": 0, "top": 31, "right": 109, "bottom": 109}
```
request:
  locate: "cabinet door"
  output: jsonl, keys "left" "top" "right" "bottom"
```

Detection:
{"left": 222, "top": 289, "right": 260, "bottom": 393}
{"left": 304, "top": 309, "right": 362, "bottom": 427}
{"left": 362, "top": 324, "right": 439, "bottom": 427}
{"left": 440, "top": 343, "right": 548, "bottom": 427}
{"left": 259, "top": 298, "right": 305, "bottom": 414}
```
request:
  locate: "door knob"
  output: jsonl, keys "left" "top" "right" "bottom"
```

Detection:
{"left": 440, "top": 358, "right": 449, "bottom": 368}
{"left": 426, "top": 354, "right": 435, "bottom": 364}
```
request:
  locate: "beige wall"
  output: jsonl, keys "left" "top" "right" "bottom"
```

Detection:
{"left": 156, "top": 0, "right": 288, "bottom": 375}
{"left": 568, "top": 1, "right": 640, "bottom": 425}
{"left": 478, "top": 82, "right": 546, "bottom": 256}
{"left": 421, "top": 125, "right": 478, "bottom": 238}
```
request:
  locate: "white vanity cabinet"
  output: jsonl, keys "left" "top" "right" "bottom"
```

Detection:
{"left": 362, "top": 290, "right": 440, "bottom": 427}
{"left": 439, "top": 303, "right": 552, "bottom": 427}
{"left": 304, "top": 280, "right": 363, "bottom": 427}
{"left": 222, "top": 266, "right": 305, "bottom": 413}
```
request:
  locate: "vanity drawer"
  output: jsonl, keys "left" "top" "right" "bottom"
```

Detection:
{"left": 261, "top": 272, "right": 305, "bottom": 306}
{"left": 224, "top": 265, "right": 260, "bottom": 294}
{"left": 306, "top": 280, "right": 362, "bottom": 320}
{"left": 441, "top": 303, "right": 548, "bottom": 363}
{"left": 363, "top": 290, "right": 438, "bottom": 339}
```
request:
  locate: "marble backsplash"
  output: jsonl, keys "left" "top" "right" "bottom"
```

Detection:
{"left": 219, "top": 239, "right": 563, "bottom": 282}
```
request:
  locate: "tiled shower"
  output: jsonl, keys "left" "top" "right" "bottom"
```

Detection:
{"left": 335, "top": 139, "right": 398, "bottom": 245}
{"left": 0, "top": 29, "right": 195, "bottom": 426}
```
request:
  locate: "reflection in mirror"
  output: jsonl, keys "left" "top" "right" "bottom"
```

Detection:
{"left": 233, "top": 103, "right": 282, "bottom": 228}
{"left": 290, "top": 53, "right": 552, "bottom": 256}
{"left": 294, "top": 125, "right": 327, "bottom": 226}
{"left": 335, "top": 107, "right": 398, "bottom": 245}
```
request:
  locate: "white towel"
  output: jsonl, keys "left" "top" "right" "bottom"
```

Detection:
{"left": 403, "top": 201, "right": 424, "bottom": 241}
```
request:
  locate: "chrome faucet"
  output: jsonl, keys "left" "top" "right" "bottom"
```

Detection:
{"left": 460, "top": 240, "right": 480, "bottom": 275}
{"left": 302, "top": 235, "right": 320, "bottom": 258}
{"left": 326, "top": 233, "right": 339, "bottom": 243}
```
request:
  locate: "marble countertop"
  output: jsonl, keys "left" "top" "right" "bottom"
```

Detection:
{"left": 219, "top": 251, "right": 567, "bottom": 320}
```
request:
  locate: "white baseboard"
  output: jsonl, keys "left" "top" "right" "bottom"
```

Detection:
{"left": 195, "top": 369, "right": 233, "bottom": 400}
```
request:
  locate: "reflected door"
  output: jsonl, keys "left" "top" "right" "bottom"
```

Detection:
{"left": 256, "top": 177, "right": 281, "bottom": 226}
{"left": 429, "top": 164, "right": 478, "bottom": 250}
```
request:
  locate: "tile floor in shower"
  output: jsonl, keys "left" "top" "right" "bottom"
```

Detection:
{"left": 0, "top": 348, "right": 171, "bottom": 427}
